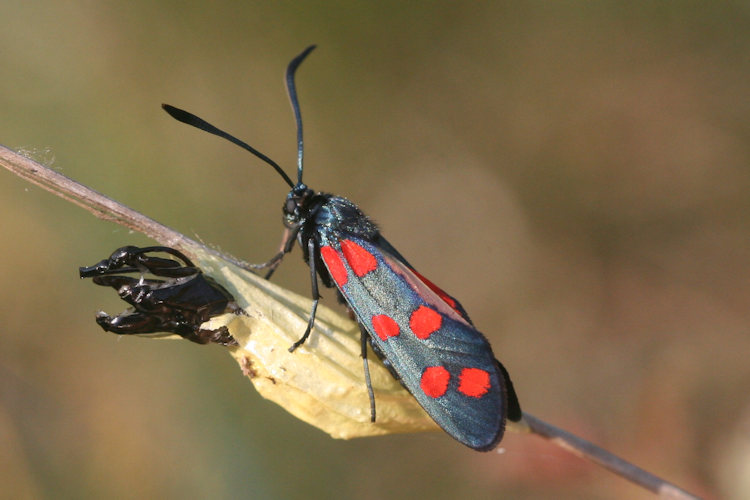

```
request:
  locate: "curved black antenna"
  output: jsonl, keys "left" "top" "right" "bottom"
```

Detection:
{"left": 285, "top": 45, "right": 316, "bottom": 185}
{"left": 162, "top": 103, "right": 294, "bottom": 188}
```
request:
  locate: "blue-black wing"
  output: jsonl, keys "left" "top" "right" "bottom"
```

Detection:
{"left": 318, "top": 234, "right": 512, "bottom": 450}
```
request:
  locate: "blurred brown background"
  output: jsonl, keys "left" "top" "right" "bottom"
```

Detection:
{"left": 1, "top": 3, "right": 748, "bottom": 499}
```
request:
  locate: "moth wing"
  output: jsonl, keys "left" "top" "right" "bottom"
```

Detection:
{"left": 376, "top": 236, "right": 474, "bottom": 324}
{"left": 319, "top": 235, "right": 508, "bottom": 450}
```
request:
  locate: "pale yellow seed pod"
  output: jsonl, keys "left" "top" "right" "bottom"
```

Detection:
{"left": 190, "top": 245, "right": 440, "bottom": 439}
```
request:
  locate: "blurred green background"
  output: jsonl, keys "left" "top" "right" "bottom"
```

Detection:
{"left": 2, "top": 2, "right": 749, "bottom": 499}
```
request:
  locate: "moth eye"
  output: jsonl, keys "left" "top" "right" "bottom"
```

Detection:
{"left": 285, "top": 198, "right": 297, "bottom": 215}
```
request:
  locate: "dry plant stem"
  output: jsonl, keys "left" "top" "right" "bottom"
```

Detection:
{"left": 0, "top": 144, "right": 250, "bottom": 270}
{"left": 0, "top": 144, "right": 700, "bottom": 499}
{"left": 520, "top": 413, "right": 700, "bottom": 500}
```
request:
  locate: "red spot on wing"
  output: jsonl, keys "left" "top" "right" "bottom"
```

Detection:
{"left": 341, "top": 239, "right": 377, "bottom": 277}
{"left": 411, "top": 269, "right": 458, "bottom": 311}
{"left": 421, "top": 366, "right": 450, "bottom": 398}
{"left": 409, "top": 306, "right": 442, "bottom": 340}
{"left": 320, "top": 246, "right": 348, "bottom": 287}
{"left": 457, "top": 368, "right": 491, "bottom": 398}
{"left": 371, "top": 314, "right": 400, "bottom": 341}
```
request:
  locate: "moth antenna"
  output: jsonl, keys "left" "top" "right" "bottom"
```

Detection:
{"left": 285, "top": 45, "right": 316, "bottom": 185}
{"left": 162, "top": 103, "right": 294, "bottom": 188}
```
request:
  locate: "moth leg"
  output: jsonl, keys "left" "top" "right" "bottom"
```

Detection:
{"left": 288, "top": 238, "right": 320, "bottom": 352}
{"left": 360, "top": 325, "right": 377, "bottom": 422}
{"left": 241, "top": 227, "right": 296, "bottom": 278}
